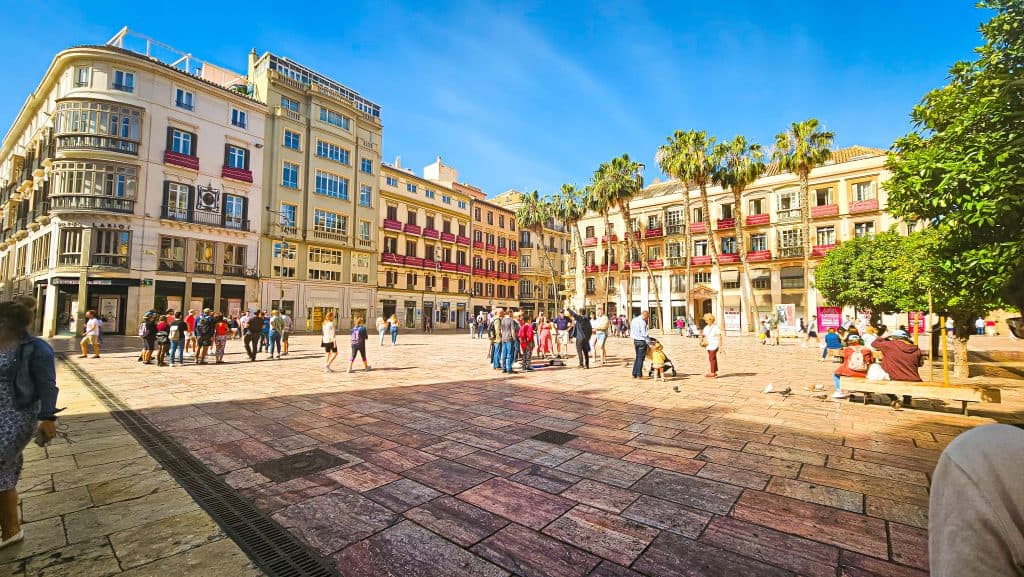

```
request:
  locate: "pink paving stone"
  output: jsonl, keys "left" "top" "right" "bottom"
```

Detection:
{"left": 799, "top": 465, "right": 930, "bottom": 506}
{"left": 622, "top": 447, "right": 705, "bottom": 474}
{"left": 363, "top": 445, "right": 438, "bottom": 473}
{"left": 555, "top": 452, "right": 653, "bottom": 489}
{"left": 403, "top": 458, "right": 494, "bottom": 494}
{"left": 672, "top": 431, "right": 750, "bottom": 451}
{"left": 472, "top": 523, "right": 601, "bottom": 577}
{"left": 864, "top": 496, "right": 929, "bottom": 529}
{"left": 542, "top": 505, "right": 658, "bottom": 567}
{"left": 456, "top": 450, "right": 532, "bottom": 476}
{"left": 626, "top": 433, "right": 706, "bottom": 456}
{"left": 889, "top": 522, "right": 930, "bottom": 570}
{"left": 771, "top": 435, "right": 854, "bottom": 458}
{"left": 700, "top": 515, "right": 839, "bottom": 577}
{"left": 240, "top": 474, "right": 344, "bottom": 513}
{"left": 562, "top": 436, "right": 634, "bottom": 458}
{"left": 766, "top": 477, "right": 864, "bottom": 513}
{"left": 508, "top": 464, "right": 581, "bottom": 493}
{"left": 458, "top": 477, "right": 575, "bottom": 529}
{"left": 560, "top": 479, "right": 640, "bottom": 513}
{"left": 194, "top": 438, "right": 284, "bottom": 473}
{"left": 588, "top": 560, "right": 645, "bottom": 577}
{"left": 701, "top": 426, "right": 775, "bottom": 445}
{"left": 304, "top": 423, "right": 365, "bottom": 444}
{"left": 325, "top": 462, "right": 401, "bottom": 492}
{"left": 569, "top": 424, "right": 639, "bottom": 443}
{"left": 851, "top": 449, "right": 938, "bottom": 474}
{"left": 420, "top": 439, "right": 479, "bottom": 459}
{"left": 698, "top": 447, "right": 803, "bottom": 478}
{"left": 825, "top": 456, "right": 931, "bottom": 486}
{"left": 364, "top": 478, "right": 442, "bottom": 512}
{"left": 404, "top": 496, "right": 509, "bottom": 547}
{"left": 696, "top": 462, "right": 771, "bottom": 490}
{"left": 742, "top": 441, "right": 828, "bottom": 466}
{"left": 839, "top": 551, "right": 929, "bottom": 577}
{"left": 632, "top": 468, "right": 743, "bottom": 515}
{"left": 731, "top": 490, "right": 889, "bottom": 559}
{"left": 633, "top": 531, "right": 795, "bottom": 577}
{"left": 577, "top": 414, "right": 635, "bottom": 429}
{"left": 271, "top": 489, "right": 397, "bottom": 555}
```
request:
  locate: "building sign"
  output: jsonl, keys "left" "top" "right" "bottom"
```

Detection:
{"left": 817, "top": 306, "right": 842, "bottom": 333}
{"left": 775, "top": 304, "right": 797, "bottom": 330}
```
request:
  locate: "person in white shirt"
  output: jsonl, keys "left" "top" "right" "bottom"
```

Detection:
{"left": 79, "top": 310, "right": 101, "bottom": 358}
{"left": 630, "top": 311, "right": 650, "bottom": 379}
{"left": 321, "top": 311, "right": 338, "bottom": 372}
{"left": 702, "top": 313, "right": 722, "bottom": 378}
{"left": 592, "top": 309, "right": 611, "bottom": 366}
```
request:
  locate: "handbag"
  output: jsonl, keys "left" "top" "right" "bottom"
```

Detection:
{"left": 699, "top": 336, "right": 708, "bottom": 348}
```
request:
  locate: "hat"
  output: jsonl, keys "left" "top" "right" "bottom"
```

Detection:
{"left": 891, "top": 329, "right": 909, "bottom": 339}
{"left": 847, "top": 334, "right": 862, "bottom": 342}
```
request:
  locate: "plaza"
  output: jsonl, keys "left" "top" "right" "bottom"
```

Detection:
{"left": 3, "top": 331, "right": 1022, "bottom": 576}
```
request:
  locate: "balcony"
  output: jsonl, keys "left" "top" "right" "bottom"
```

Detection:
{"left": 195, "top": 262, "right": 215, "bottom": 274}
{"left": 312, "top": 229, "right": 348, "bottom": 243}
{"left": 747, "top": 250, "right": 772, "bottom": 261}
{"left": 719, "top": 253, "right": 740, "bottom": 264}
{"left": 357, "top": 238, "right": 373, "bottom": 249}
{"left": 160, "top": 207, "right": 251, "bottom": 231}
{"left": 456, "top": 235, "right": 471, "bottom": 246}
{"left": 509, "top": 249, "right": 517, "bottom": 257}
{"left": 601, "top": 234, "right": 618, "bottom": 243}
{"left": 716, "top": 218, "right": 736, "bottom": 230}
{"left": 599, "top": 263, "right": 617, "bottom": 272}
{"left": 223, "top": 264, "right": 244, "bottom": 277}
{"left": 849, "top": 198, "right": 879, "bottom": 214}
{"left": 665, "top": 256, "right": 687, "bottom": 268}
{"left": 92, "top": 254, "right": 128, "bottom": 268}
{"left": 50, "top": 195, "right": 134, "bottom": 214}
{"left": 222, "top": 166, "right": 254, "bottom": 183}
{"left": 644, "top": 228, "right": 663, "bottom": 239}
{"left": 164, "top": 150, "right": 199, "bottom": 171}
{"left": 473, "top": 267, "right": 486, "bottom": 276}
{"left": 55, "top": 134, "right": 139, "bottom": 156}
{"left": 812, "top": 244, "right": 837, "bottom": 256}
{"left": 623, "top": 261, "right": 643, "bottom": 271}
{"left": 275, "top": 105, "right": 307, "bottom": 123}
{"left": 485, "top": 244, "right": 496, "bottom": 252}
{"left": 811, "top": 204, "right": 839, "bottom": 218}
{"left": 498, "top": 271, "right": 509, "bottom": 280}
{"left": 473, "top": 240, "right": 485, "bottom": 249}
{"left": 406, "top": 256, "right": 424, "bottom": 267}
{"left": 279, "top": 225, "right": 299, "bottom": 237}
{"left": 583, "top": 237, "right": 597, "bottom": 247}
{"left": 383, "top": 219, "right": 403, "bottom": 232}
{"left": 440, "top": 232, "right": 456, "bottom": 242}
{"left": 510, "top": 273, "right": 519, "bottom": 281}
{"left": 440, "top": 262, "right": 457, "bottom": 272}
{"left": 779, "top": 246, "right": 804, "bottom": 258}
{"left": 746, "top": 213, "right": 770, "bottom": 226}
{"left": 584, "top": 264, "right": 599, "bottom": 273}
{"left": 520, "top": 241, "right": 534, "bottom": 249}
{"left": 457, "top": 264, "right": 471, "bottom": 273}
{"left": 403, "top": 223, "right": 422, "bottom": 236}
{"left": 423, "top": 227, "right": 440, "bottom": 239}
{"left": 497, "top": 246, "right": 508, "bottom": 255}
{"left": 689, "top": 222, "right": 707, "bottom": 233}
{"left": 646, "top": 259, "right": 664, "bottom": 269}
{"left": 381, "top": 252, "right": 406, "bottom": 265}
{"left": 777, "top": 208, "right": 802, "bottom": 223}
{"left": 690, "top": 255, "right": 712, "bottom": 266}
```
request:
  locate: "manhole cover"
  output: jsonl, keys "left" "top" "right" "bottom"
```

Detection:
{"left": 531, "top": 430, "right": 579, "bottom": 445}
{"left": 252, "top": 448, "right": 349, "bottom": 483}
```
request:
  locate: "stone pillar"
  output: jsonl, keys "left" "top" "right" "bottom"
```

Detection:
{"left": 75, "top": 227, "right": 93, "bottom": 335}
{"left": 42, "top": 280, "right": 58, "bottom": 338}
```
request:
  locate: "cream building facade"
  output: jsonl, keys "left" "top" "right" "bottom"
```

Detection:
{"left": 247, "top": 52, "right": 381, "bottom": 331}
{"left": 0, "top": 33, "right": 265, "bottom": 336}
{"left": 378, "top": 159, "right": 473, "bottom": 330}
{"left": 565, "top": 146, "right": 909, "bottom": 332}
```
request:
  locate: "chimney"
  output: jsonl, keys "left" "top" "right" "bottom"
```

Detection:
{"left": 394, "top": 155, "right": 401, "bottom": 168}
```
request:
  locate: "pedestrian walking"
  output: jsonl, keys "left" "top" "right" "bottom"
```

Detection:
{"left": 631, "top": 311, "right": 650, "bottom": 379}
{"left": 321, "top": 311, "right": 338, "bottom": 372}
{"left": 244, "top": 310, "right": 264, "bottom": 361}
{"left": 500, "top": 310, "right": 517, "bottom": 373}
{"left": 804, "top": 315, "right": 820, "bottom": 347}
{"left": 0, "top": 298, "right": 59, "bottom": 550}
{"left": 213, "top": 313, "right": 229, "bottom": 364}
{"left": 388, "top": 314, "right": 400, "bottom": 345}
{"left": 348, "top": 317, "right": 370, "bottom": 373}
{"left": 79, "top": 310, "right": 101, "bottom": 358}
{"left": 537, "top": 313, "right": 553, "bottom": 359}
{"left": 168, "top": 314, "right": 187, "bottom": 366}
{"left": 376, "top": 316, "right": 388, "bottom": 346}
{"left": 566, "top": 308, "right": 592, "bottom": 369}
{"left": 155, "top": 315, "right": 170, "bottom": 367}
{"left": 267, "top": 310, "right": 284, "bottom": 359}
{"left": 592, "top": 309, "right": 610, "bottom": 366}
{"left": 518, "top": 314, "right": 535, "bottom": 371}
{"left": 701, "top": 313, "right": 722, "bottom": 378}
{"left": 195, "top": 309, "right": 214, "bottom": 365}
{"left": 281, "top": 311, "right": 293, "bottom": 356}
{"left": 184, "top": 309, "right": 197, "bottom": 356}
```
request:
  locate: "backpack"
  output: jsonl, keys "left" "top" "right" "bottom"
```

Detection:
{"left": 351, "top": 326, "right": 363, "bottom": 344}
{"left": 196, "top": 315, "right": 212, "bottom": 337}
{"left": 848, "top": 347, "right": 868, "bottom": 372}
{"left": 138, "top": 322, "right": 148, "bottom": 338}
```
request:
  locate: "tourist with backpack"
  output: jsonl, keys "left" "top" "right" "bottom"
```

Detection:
{"left": 832, "top": 333, "right": 874, "bottom": 399}
{"left": 139, "top": 313, "right": 158, "bottom": 364}
{"left": 194, "top": 309, "right": 215, "bottom": 365}
{"left": 154, "top": 315, "right": 170, "bottom": 367}
{"left": 348, "top": 317, "right": 370, "bottom": 373}
{"left": 168, "top": 314, "right": 187, "bottom": 366}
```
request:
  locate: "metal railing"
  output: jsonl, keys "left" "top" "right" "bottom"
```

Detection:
{"left": 51, "top": 195, "right": 135, "bottom": 214}
{"left": 92, "top": 254, "right": 129, "bottom": 268}
{"left": 56, "top": 135, "right": 140, "bottom": 155}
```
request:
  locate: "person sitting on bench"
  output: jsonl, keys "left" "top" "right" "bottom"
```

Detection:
{"left": 872, "top": 329, "right": 925, "bottom": 381}
{"left": 820, "top": 327, "right": 843, "bottom": 362}
{"left": 832, "top": 334, "right": 874, "bottom": 399}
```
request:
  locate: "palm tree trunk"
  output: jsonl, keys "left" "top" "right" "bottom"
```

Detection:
{"left": 601, "top": 212, "right": 612, "bottom": 313}
{"left": 800, "top": 172, "right": 813, "bottom": 324}
{"left": 620, "top": 203, "right": 639, "bottom": 325}
{"left": 683, "top": 190, "right": 692, "bottom": 322}
{"left": 733, "top": 189, "right": 756, "bottom": 333}
{"left": 570, "top": 222, "right": 586, "bottom": 310}
{"left": 699, "top": 183, "right": 723, "bottom": 328}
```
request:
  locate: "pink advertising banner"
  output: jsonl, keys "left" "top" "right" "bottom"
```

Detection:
{"left": 817, "top": 306, "right": 843, "bottom": 333}
{"left": 907, "top": 311, "right": 927, "bottom": 333}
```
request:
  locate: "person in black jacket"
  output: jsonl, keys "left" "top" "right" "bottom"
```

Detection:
{"left": 244, "top": 310, "right": 265, "bottom": 361}
{"left": 565, "top": 308, "right": 593, "bottom": 369}
{"left": 0, "top": 298, "right": 58, "bottom": 548}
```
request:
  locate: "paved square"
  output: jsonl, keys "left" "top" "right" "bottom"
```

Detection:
{"left": 49, "top": 332, "right": 1024, "bottom": 576}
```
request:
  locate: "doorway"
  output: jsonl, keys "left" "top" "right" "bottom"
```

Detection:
{"left": 404, "top": 300, "right": 416, "bottom": 329}
{"left": 423, "top": 302, "right": 434, "bottom": 332}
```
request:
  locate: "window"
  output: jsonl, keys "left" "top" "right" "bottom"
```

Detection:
{"left": 487, "top": 212, "right": 493, "bottom": 225}
{"left": 314, "top": 170, "right": 348, "bottom": 200}
{"left": 320, "top": 107, "right": 350, "bottom": 129}
{"left": 280, "top": 96, "right": 300, "bottom": 113}
{"left": 284, "top": 130, "right": 301, "bottom": 150}
{"left": 748, "top": 198, "right": 764, "bottom": 215}
{"left": 442, "top": 220, "right": 452, "bottom": 234}
{"left": 308, "top": 246, "right": 345, "bottom": 266}
{"left": 359, "top": 220, "right": 371, "bottom": 241}
{"left": 352, "top": 274, "right": 369, "bottom": 283}
{"left": 815, "top": 187, "right": 833, "bottom": 206}
{"left": 474, "top": 207, "right": 481, "bottom": 221}
{"left": 282, "top": 162, "right": 299, "bottom": 188}
{"left": 223, "top": 245, "right": 245, "bottom": 276}
{"left": 720, "top": 203, "right": 734, "bottom": 220}
{"left": 231, "top": 108, "right": 247, "bottom": 129}
{"left": 315, "top": 140, "right": 348, "bottom": 164}
{"left": 313, "top": 209, "right": 347, "bottom": 235}
{"left": 671, "top": 274, "right": 686, "bottom": 292}
{"left": 853, "top": 181, "right": 875, "bottom": 201}
{"left": 723, "top": 274, "right": 740, "bottom": 290}
{"left": 159, "top": 236, "right": 186, "bottom": 271}
{"left": 497, "top": 285, "right": 506, "bottom": 298}
{"left": 854, "top": 221, "right": 876, "bottom": 238}
{"left": 74, "top": 66, "right": 90, "bottom": 87}
{"left": 91, "top": 229, "right": 130, "bottom": 267}
{"left": 666, "top": 240, "right": 684, "bottom": 259}
{"left": 779, "top": 228, "right": 803, "bottom": 257}
{"left": 426, "top": 216, "right": 436, "bottom": 230}
{"left": 386, "top": 175, "right": 398, "bottom": 187}
{"left": 694, "top": 240, "right": 708, "bottom": 256}
{"left": 408, "top": 273, "right": 419, "bottom": 288}
{"left": 752, "top": 273, "right": 771, "bottom": 290}
{"left": 112, "top": 70, "right": 135, "bottom": 92}
{"left": 359, "top": 185, "right": 372, "bottom": 207}
{"left": 407, "top": 183, "right": 417, "bottom": 193}
{"left": 407, "top": 211, "right": 418, "bottom": 226}
{"left": 781, "top": 267, "right": 804, "bottom": 289}
{"left": 57, "top": 229, "right": 83, "bottom": 265}
{"left": 360, "top": 158, "right": 373, "bottom": 174}
{"left": 165, "top": 182, "right": 190, "bottom": 219}
{"left": 53, "top": 100, "right": 142, "bottom": 148}
{"left": 226, "top": 145, "right": 248, "bottom": 169}
{"left": 750, "top": 233, "right": 767, "bottom": 252}
{"left": 457, "top": 200, "right": 467, "bottom": 209}
{"left": 31, "top": 234, "right": 51, "bottom": 272}
{"left": 383, "top": 236, "right": 398, "bottom": 253}
{"left": 693, "top": 207, "right": 704, "bottom": 223}
{"left": 195, "top": 240, "right": 215, "bottom": 273}
{"left": 442, "top": 195, "right": 451, "bottom": 204}
{"left": 169, "top": 128, "right": 195, "bottom": 156}
{"left": 721, "top": 237, "right": 737, "bottom": 254}
{"left": 223, "top": 194, "right": 246, "bottom": 229}
{"left": 694, "top": 272, "right": 711, "bottom": 284}
{"left": 498, "top": 215, "right": 506, "bottom": 228}
{"left": 175, "top": 88, "right": 195, "bottom": 111}
{"left": 273, "top": 265, "right": 297, "bottom": 278}
{"left": 520, "top": 254, "right": 531, "bottom": 268}
{"left": 425, "top": 189, "right": 435, "bottom": 199}
{"left": 272, "top": 241, "right": 297, "bottom": 259}
{"left": 279, "top": 203, "right": 297, "bottom": 228}
{"left": 816, "top": 226, "right": 836, "bottom": 246}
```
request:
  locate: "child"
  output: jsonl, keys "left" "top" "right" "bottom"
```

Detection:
{"left": 518, "top": 314, "right": 535, "bottom": 371}
{"left": 650, "top": 339, "right": 666, "bottom": 381}
{"left": 348, "top": 317, "right": 370, "bottom": 373}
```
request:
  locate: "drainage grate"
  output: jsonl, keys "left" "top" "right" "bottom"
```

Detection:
{"left": 60, "top": 355, "right": 340, "bottom": 577}
{"left": 531, "top": 430, "right": 579, "bottom": 445}
{"left": 253, "top": 449, "right": 349, "bottom": 483}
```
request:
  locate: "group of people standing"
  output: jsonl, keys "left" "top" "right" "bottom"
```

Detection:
{"left": 478, "top": 308, "right": 618, "bottom": 373}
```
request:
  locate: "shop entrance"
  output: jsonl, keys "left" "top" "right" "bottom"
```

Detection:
{"left": 422, "top": 302, "right": 434, "bottom": 332}
{"left": 404, "top": 300, "right": 416, "bottom": 328}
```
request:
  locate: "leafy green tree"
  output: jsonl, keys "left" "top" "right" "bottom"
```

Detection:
{"left": 772, "top": 119, "right": 835, "bottom": 322}
{"left": 886, "top": 0, "right": 1024, "bottom": 373}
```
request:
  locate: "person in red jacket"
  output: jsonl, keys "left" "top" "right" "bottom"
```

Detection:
{"left": 833, "top": 334, "right": 874, "bottom": 399}
{"left": 871, "top": 329, "right": 925, "bottom": 381}
{"left": 518, "top": 314, "right": 535, "bottom": 372}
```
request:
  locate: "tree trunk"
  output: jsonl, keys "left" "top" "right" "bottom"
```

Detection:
{"left": 683, "top": 189, "right": 692, "bottom": 322}
{"left": 733, "top": 187, "right": 756, "bottom": 333}
{"left": 699, "top": 183, "right": 723, "bottom": 329}
{"left": 800, "top": 172, "right": 813, "bottom": 323}
{"left": 601, "top": 213, "right": 613, "bottom": 314}
{"left": 570, "top": 222, "right": 586, "bottom": 310}
{"left": 952, "top": 319, "right": 972, "bottom": 379}
{"left": 621, "top": 203, "right": 635, "bottom": 324}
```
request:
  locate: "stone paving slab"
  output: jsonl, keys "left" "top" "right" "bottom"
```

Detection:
{"left": 48, "top": 332, "right": 1024, "bottom": 576}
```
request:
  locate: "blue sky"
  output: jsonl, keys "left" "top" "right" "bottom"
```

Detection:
{"left": 1, "top": 1, "right": 988, "bottom": 196}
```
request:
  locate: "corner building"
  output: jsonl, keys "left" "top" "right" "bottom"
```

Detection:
{"left": 247, "top": 52, "right": 381, "bottom": 331}
{"left": 457, "top": 185, "right": 518, "bottom": 315}
{"left": 0, "top": 34, "right": 265, "bottom": 335}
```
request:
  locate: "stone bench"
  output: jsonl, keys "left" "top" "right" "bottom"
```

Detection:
{"left": 838, "top": 376, "right": 1002, "bottom": 416}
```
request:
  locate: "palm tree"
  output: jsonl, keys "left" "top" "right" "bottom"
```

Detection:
{"left": 712, "top": 136, "right": 767, "bottom": 333}
{"left": 515, "top": 190, "right": 557, "bottom": 313}
{"left": 773, "top": 119, "right": 834, "bottom": 322}
{"left": 552, "top": 183, "right": 587, "bottom": 310}
{"left": 588, "top": 162, "right": 617, "bottom": 316}
{"left": 591, "top": 154, "right": 646, "bottom": 322}
{"left": 657, "top": 132, "right": 694, "bottom": 323}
